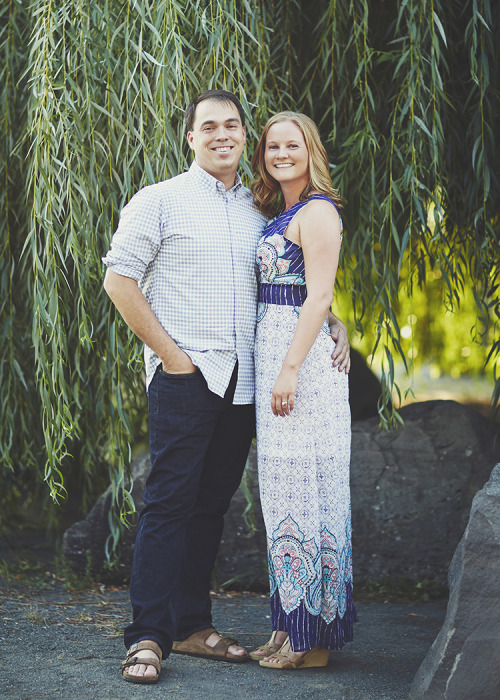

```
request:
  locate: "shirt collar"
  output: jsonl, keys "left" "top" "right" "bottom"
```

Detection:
{"left": 188, "top": 160, "right": 243, "bottom": 195}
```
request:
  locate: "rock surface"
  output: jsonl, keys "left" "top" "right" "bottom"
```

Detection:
{"left": 409, "top": 463, "right": 500, "bottom": 700}
{"left": 63, "top": 400, "right": 499, "bottom": 588}
{"left": 350, "top": 400, "right": 497, "bottom": 585}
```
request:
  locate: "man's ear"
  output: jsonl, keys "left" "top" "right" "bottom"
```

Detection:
{"left": 187, "top": 131, "right": 195, "bottom": 150}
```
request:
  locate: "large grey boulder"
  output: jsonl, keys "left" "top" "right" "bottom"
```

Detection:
{"left": 63, "top": 400, "right": 498, "bottom": 588}
{"left": 350, "top": 400, "right": 497, "bottom": 584}
{"left": 409, "top": 463, "right": 500, "bottom": 700}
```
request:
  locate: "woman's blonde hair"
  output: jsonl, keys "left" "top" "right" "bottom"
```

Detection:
{"left": 251, "top": 111, "right": 342, "bottom": 218}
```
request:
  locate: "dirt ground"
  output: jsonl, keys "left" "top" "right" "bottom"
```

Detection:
{"left": 0, "top": 566, "right": 447, "bottom": 700}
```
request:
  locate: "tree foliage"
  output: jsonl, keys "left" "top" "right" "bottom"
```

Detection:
{"left": 1, "top": 0, "right": 498, "bottom": 528}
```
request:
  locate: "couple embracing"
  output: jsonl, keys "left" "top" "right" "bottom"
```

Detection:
{"left": 103, "top": 88, "right": 357, "bottom": 684}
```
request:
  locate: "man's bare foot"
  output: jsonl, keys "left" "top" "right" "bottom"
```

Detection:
{"left": 205, "top": 631, "right": 246, "bottom": 656}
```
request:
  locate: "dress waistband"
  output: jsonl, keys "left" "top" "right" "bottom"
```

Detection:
{"left": 259, "top": 283, "right": 307, "bottom": 306}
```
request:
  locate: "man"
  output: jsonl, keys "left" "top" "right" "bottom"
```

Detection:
{"left": 103, "top": 89, "right": 350, "bottom": 684}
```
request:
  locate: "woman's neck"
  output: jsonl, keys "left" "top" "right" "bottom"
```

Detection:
{"left": 281, "top": 181, "right": 307, "bottom": 212}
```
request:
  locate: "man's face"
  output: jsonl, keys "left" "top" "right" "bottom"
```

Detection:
{"left": 187, "top": 99, "right": 246, "bottom": 185}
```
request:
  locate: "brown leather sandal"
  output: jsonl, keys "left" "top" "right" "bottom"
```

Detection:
{"left": 259, "top": 639, "right": 329, "bottom": 669}
{"left": 171, "top": 627, "right": 249, "bottom": 662}
{"left": 121, "top": 640, "right": 162, "bottom": 684}
{"left": 249, "top": 630, "right": 288, "bottom": 661}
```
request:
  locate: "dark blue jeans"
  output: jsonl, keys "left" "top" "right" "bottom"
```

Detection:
{"left": 124, "top": 364, "right": 255, "bottom": 658}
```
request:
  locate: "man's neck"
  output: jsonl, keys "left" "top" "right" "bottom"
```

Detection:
{"left": 197, "top": 162, "right": 238, "bottom": 191}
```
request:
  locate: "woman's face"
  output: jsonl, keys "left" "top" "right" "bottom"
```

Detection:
{"left": 264, "top": 120, "right": 309, "bottom": 188}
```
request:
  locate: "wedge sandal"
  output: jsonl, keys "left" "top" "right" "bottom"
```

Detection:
{"left": 259, "top": 639, "right": 329, "bottom": 670}
{"left": 121, "top": 640, "right": 162, "bottom": 684}
{"left": 171, "top": 627, "right": 249, "bottom": 662}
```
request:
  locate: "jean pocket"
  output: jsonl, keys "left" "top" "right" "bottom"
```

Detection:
{"left": 159, "top": 367, "right": 199, "bottom": 379}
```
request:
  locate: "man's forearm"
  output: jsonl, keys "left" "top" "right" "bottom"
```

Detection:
{"left": 327, "top": 310, "right": 344, "bottom": 329}
{"left": 327, "top": 310, "right": 351, "bottom": 373}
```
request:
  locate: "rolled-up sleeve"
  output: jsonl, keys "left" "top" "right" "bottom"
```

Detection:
{"left": 102, "top": 185, "right": 163, "bottom": 282}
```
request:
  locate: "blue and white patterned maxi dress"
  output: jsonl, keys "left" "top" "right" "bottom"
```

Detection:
{"left": 255, "top": 195, "right": 357, "bottom": 652}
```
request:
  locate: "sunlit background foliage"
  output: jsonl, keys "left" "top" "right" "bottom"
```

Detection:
{"left": 1, "top": 0, "right": 498, "bottom": 534}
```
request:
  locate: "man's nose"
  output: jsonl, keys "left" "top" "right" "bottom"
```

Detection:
{"left": 214, "top": 126, "right": 229, "bottom": 139}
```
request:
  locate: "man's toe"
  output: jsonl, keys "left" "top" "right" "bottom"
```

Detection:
{"left": 228, "top": 644, "right": 246, "bottom": 656}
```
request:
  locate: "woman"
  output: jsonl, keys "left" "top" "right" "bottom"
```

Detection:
{"left": 250, "top": 112, "right": 357, "bottom": 669}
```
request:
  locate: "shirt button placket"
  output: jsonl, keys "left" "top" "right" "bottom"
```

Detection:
{"left": 223, "top": 189, "right": 239, "bottom": 396}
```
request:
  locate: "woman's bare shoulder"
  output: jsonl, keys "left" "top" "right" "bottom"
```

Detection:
{"left": 298, "top": 196, "right": 341, "bottom": 226}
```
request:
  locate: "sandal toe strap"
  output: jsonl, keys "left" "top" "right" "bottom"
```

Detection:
{"left": 125, "top": 640, "right": 162, "bottom": 659}
{"left": 212, "top": 636, "right": 238, "bottom": 655}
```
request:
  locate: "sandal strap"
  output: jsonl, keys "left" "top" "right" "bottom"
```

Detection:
{"left": 211, "top": 636, "right": 238, "bottom": 655}
{"left": 189, "top": 627, "right": 217, "bottom": 644}
{"left": 122, "top": 654, "right": 161, "bottom": 673}
{"left": 255, "top": 642, "right": 277, "bottom": 653}
{"left": 254, "top": 631, "right": 287, "bottom": 655}
{"left": 267, "top": 639, "right": 296, "bottom": 664}
{"left": 124, "top": 640, "right": 162, "bottom": 664}
{"left": 265, "top": 642, "right": 321, "bottom": 668}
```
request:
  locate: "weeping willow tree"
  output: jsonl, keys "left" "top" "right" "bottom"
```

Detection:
{"left": 1, "top": 0, "right": 498, "bottom": 533}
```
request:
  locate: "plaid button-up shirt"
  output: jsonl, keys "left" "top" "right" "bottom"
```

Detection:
{"left": 103, "top": 161, "right": 267, "bottom": 403}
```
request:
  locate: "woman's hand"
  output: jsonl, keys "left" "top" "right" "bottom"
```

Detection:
{"left": 271, "top": 367, "right": 299, "bottom": 417}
